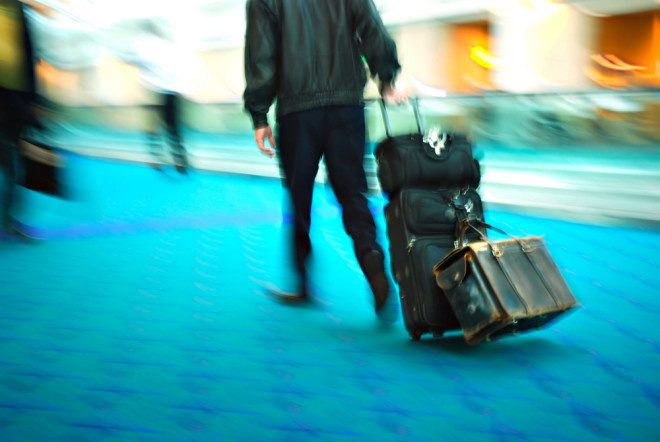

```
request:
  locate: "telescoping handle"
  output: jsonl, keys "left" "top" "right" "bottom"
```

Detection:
{"left": 379, "top": 96, "right": 425, "bottom": 138}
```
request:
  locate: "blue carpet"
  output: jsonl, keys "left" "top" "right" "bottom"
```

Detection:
{"left": 0, "top": 155, "right": 658, "bottom": 441}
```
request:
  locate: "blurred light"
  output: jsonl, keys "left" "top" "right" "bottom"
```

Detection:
{"left": 470, "top": 45, "right": 504, "bottom": 70}
{"left": 489, "top": 0, "right": 564, "bottom": 17}
{"left": 604, "top": 55, "right": 646, "bottom": 72}
{"left": 528, "top": 0, "right": 564, "bottom": 12}
{"left": 592, "top": 55, "right": 639, "bottom": 72}
{"left": 36, "top": 59, "right": 77, "bottom": 89}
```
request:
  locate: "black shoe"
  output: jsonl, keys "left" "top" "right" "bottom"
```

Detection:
{"left": 264, "top": 277, "right": 309, "bottom": 305}
{"left": 1, "top": 220, "right": 38, "bottom": 242}
{"left": 148, "top": 162, "right": 164, "bottom": 171}
{"left": 361, "top": 250, "right": 390, "bottom": 313}
{"left": 175, "top": 163, "right": 188, "bottom": 175}
{"left": 173, "top": 154, "right": 189, "bottom": 175}
{"left": 268, "top": 288, "right": 309, "bottom": 304}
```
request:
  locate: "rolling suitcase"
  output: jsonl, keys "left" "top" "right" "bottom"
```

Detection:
{"left": 433, "top": 221, "right": 579, "bottom": 345}
{"left": 385, "top": 187, "right": 485, "bottom": 340}
{"left": 374, "top": 99, "right": 481, "bottom": 196}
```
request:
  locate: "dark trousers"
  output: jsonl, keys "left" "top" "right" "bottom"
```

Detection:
{"left": 276, "top": 105, "right": 382, "bottom": 276}
{"left": 148, "top": 91, "right": 186, "bottom": 161}
{"left": 0, "top": 133, "right": 17, "bottom": 228}
{"left": 0, "top": 88, "right": 25, "bottom": 227}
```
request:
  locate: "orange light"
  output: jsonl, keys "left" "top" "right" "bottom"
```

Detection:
{"left": 592, "top": 54, "right": 645, "bottom": 72}
{"left": 470, "top": 45, "right": 503, "bottom": 70}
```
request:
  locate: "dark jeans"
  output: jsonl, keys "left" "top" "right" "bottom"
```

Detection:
{"left": 148, "top": 91, "right": 186, "bottom": 161}
{"left": 276, "top": 105, "right": 383, "bottom": 276}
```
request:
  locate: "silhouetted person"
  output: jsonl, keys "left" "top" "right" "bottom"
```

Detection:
{"left": 243, "top": 0, "right": 404, "bottom": 316}
{"left": 130, "top": 20, "right": 191, "bottom": 174}
{"left": 0, "top": 0, "right": 38, "bottom": 238}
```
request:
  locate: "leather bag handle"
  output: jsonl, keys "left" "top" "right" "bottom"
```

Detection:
{"left": 459, "top": 220, "right": 536, "bottom": 256}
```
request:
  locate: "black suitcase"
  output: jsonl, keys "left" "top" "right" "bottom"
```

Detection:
{"left": 385, "top": 187, "right": 485, "bottom": 340}
{"left": 434, "top": 221, "right": 579, "bottom": 345}
{"left": 374, "top": 99, "right": 481, "bottom": 196}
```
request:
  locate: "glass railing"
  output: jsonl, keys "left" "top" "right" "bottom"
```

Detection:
{"left": 363, "top": 89, "right": 660, "bottom": 227}
{"left": 41, "top": 87, "right": 660, "bottom": 151}
{"left": 35, "top": 88, "right": 660, "bottom": 226}
{"left": 364, "top": 88, "right": 660, "bottom": 150}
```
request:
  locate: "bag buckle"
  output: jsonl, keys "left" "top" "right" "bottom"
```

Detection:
{"left": 423, "top": 127, "right": 447, "bottom": 156}
{"left": 521, "top": 242, "right": 535, "bottom": 253}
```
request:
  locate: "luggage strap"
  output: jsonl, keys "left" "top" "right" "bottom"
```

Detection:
{"left": 458, "top": 220, "right": 526, "bottom": 254}
{"left": 448, "top": 191, "right": 481, "bottom": 247}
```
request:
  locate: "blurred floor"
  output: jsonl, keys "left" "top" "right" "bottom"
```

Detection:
{"left": 0, "top": 155, "right": 659, "bottom": 441}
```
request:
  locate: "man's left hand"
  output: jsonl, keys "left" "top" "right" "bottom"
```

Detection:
{"left": 22, "top": 0, "right": 57, "bottom": 17}
{"left": 255, "top": 125, "right": 276, "bottom": 158}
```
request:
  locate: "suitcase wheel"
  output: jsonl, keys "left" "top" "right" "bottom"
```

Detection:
{"left": 409, "top": 329, "right": 423, "bottom": 341}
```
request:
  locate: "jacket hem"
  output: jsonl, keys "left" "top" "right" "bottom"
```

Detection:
{"left": 276, "top": 90, "right": 365, "bottom": 119}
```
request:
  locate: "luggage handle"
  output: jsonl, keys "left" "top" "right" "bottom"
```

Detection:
{"left": 379, "top": 97, "right": 425, "bottom": 139}
{"left": 459, "top": 220, "right": 538, "bottom": 256}
{"left": 380, "top": 98, "right": 451, "bottom": 155}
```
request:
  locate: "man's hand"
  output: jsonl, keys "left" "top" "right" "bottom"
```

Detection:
{"left": 22, "top": 0, "right": 57, "bottom": 18}
{"left": 382, "top": 83, "right": 409, "bottom": 105}
{"left": 254, "top": 125, "right": 276, "bottom": 158}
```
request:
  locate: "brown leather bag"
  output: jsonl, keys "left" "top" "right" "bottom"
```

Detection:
{"left": 433, "top": 221, "right": 579, "bottom": 345}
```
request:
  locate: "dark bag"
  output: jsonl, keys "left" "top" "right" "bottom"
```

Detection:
{"left": 385, "top": 188, "right": 485, "bottom": 340}
{"left": 19, "top": 138, "right": 66, "bottom": 197}
{"left": 374, "top": 99, "right": 481, "bottom": 195}
{"left": 433, "top": 221, "right": 579, "bottom": 345}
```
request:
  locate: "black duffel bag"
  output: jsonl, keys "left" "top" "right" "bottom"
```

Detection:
{"left": 374, "top": 98, "right": 481, "bottom": 195}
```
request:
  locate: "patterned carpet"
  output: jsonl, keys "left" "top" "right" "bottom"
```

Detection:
{"left": 0, "top": 155, "right": 658, "bottom": 441}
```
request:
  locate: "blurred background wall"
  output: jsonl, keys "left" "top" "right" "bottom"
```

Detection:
{"left": 27, "top": 0, "right": 660, "bottom": 104}
{"left": 11, "top": 0, "right": 660, "bottom": 226}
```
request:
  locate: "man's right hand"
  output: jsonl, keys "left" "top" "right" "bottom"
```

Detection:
{"left": 254, "top": 125, "right": 276, "bottom": 158}
{"left": 381, "top": 83, "right": 409, "bottom": 104}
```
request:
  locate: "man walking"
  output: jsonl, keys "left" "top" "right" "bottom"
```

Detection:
{"left": 0, "top": 0, "right": 39, "bottom": 237}
{"left": 243, "top": 0, "right": 404, "bottom": 316}
{"left": 130, "top": 20, "right": 192, "bottom": 174}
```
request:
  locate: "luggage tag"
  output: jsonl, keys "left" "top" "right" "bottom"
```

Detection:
{"left": 410, "top": 97, "right": 449, "bottom": 156}
{"left": 423, "top": 127, "right": 448, "bottom": 156}
{"left": 381, "top": 97, "right": 449, "bottom": 156}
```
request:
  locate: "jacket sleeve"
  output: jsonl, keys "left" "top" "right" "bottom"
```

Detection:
{"left": 243, "top": 0, "right": 278, "bottom": 129}
{"left": 351, "top": 0, "right": 401, "bottom": 89}
{"left": 19, "top": 3, "right": 37, "bottom": 102}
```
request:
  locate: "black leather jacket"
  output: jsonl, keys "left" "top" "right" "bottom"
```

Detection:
{"left": 243, "top": 0, "right": 401, "bottom": 128}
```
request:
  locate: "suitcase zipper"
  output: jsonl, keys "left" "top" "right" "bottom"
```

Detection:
{"left": 406, "top": 237, "right": 457, "bottom": 329}
{"left": 407, "top": 237, "right": 416, "bottom": 254}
